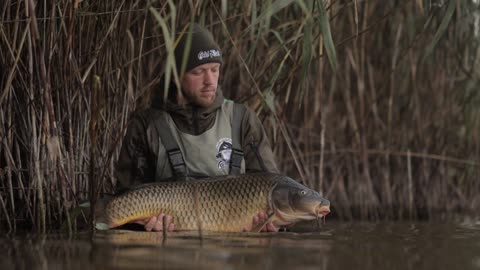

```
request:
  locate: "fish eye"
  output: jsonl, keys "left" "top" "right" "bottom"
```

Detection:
{"left": 299, "top": 190, "right": 307, "bottom": 196}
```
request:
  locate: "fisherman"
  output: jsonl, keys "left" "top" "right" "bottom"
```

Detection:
{"left": 115, "top": 23, "right": 280, "bottom": 232}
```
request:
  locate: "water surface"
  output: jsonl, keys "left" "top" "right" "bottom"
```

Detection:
{"left": 2, "top": 220, "right": 480, "bottom": 270}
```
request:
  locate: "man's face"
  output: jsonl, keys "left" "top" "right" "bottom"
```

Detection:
{"left": 180, "top": 62, "right": 221, "bottom": 107}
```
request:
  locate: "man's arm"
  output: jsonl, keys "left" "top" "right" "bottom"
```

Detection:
{"left": 115, "top": 111, "right": 156, "bottom": 192}
{"left": 240, "top": 107, "right": 284, "bottom": 232}
{"left": 241, "top": 106, "right": 280, "bottom": 173}
{"left": 115, "top": 111, "right": 175, "bottom": 232}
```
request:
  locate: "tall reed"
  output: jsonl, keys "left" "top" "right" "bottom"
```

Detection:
{"left": 0, "top": 0, "right": 479, "bottom": 231}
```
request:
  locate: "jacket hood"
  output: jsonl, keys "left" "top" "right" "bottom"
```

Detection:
{"left": 151, "top": 84, "right": 225, "bottom": 135}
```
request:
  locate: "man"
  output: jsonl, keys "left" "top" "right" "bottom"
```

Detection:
{"left": 115, "top": 23, "right": 279, "bottom": 232}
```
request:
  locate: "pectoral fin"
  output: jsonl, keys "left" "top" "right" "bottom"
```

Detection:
{"left": 251, "top": 213, "right": 275, "bottom": 233}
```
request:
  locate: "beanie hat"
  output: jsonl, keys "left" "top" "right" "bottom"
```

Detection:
{"left": 174, "top": 23, "right": 223, "bottom": 73}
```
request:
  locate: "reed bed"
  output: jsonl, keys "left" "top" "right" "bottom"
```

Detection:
{"left": 0, "top": 0, "right": 479, "bottom": 232}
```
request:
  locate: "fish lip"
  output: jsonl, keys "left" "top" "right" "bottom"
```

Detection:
{"left": 316, "top": 205, "right": 331, "bottom": 217}
{"left": 318, "top": 210, "right": 330, "bottom": 217}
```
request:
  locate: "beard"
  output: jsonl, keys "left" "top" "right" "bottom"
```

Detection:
{"left": 185, "top": 87, "right": 217, "bottom": 107}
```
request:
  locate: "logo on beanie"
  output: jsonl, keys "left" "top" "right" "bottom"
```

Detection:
{"left": 198, "top": 49, "right": 221, "bottom": 61}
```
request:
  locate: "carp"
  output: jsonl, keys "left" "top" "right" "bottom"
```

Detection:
{"left": 95, "top": 173, "right": 330, "bottom": 232}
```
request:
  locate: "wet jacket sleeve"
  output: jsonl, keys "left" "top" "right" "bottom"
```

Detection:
{"left": 115, "top": 111, "right": 156, "bottom": 192}
{"left": 241, "top": 107, "right": 279, "bottom": 173}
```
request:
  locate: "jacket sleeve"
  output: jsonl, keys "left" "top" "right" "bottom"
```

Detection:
{"left": 115, "top": 111, "right": 156, "bottom": 192}
{"left": 241, "top": 106, "right": 280, "bottom": 173}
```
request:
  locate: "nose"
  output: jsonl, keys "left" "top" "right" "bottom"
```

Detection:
{"left": 204, "top": 70, "right": 215, "bottom": 85}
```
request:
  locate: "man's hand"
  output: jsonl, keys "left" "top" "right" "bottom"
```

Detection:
{"left": 243, "top": 212, "right": 278, "bottom": 232}
{"left": 134, "top": 213, "right": 174, "bottom": 232}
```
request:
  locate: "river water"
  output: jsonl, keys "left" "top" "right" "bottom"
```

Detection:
{"left": 1, "top": 219, "right": 480, "bottom": 270}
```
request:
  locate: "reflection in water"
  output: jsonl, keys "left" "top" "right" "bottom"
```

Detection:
{"left": 1, "top": 234, "right": 92, "bottom": 270}
{"left": 92, "top": 229, "right": 332, "bottom": 270}
{"left": 1, "top": 220, "right": 480, "bottom": 270}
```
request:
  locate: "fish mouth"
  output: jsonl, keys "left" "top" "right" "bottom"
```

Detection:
{"left": 316, "top": 205, "right": 331, "bottom": 217}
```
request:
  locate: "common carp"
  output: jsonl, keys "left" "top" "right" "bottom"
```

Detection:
{"left": 95, "top": 173, "right": 330, "bottom": 232}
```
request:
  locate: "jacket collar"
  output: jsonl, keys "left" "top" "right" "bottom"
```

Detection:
{"left": 151, "top": 87, "right": 225, "bottom": 134}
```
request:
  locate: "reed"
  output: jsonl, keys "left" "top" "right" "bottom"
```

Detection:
{"left": 0, "top": 0, "right": 479, "bottom": 231}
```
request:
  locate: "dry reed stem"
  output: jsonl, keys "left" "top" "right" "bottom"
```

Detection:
{"left": 0, "top": 191, "right": 12, "bottom": 232}
{"left": 0, "top": 0, "right": 479, "bottom": 230}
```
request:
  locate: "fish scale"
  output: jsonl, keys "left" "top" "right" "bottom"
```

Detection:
{"left": 97, "top": 173, "right": 331, "bottom": 232}
{"left": 103, "top": 174, "right": 275, "bottom": 232}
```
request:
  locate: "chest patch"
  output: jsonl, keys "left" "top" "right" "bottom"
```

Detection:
{"left": 216, "top": 138, "right": 232, "bottom": 169}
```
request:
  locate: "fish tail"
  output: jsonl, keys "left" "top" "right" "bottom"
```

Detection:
{"left": 94, "top": 195, "right": 113, "bottom": 230}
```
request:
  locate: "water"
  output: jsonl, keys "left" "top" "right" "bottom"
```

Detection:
{"left": 1, "top": 220, "right": 480, "bottom": 270}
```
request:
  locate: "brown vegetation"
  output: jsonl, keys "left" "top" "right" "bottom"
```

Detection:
{"left": 0, "top": 0, "right": 479, "bottom": 232}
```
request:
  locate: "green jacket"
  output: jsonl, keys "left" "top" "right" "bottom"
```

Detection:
{"left": 115, "top": 89, "right": 279, "bottom": 191}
